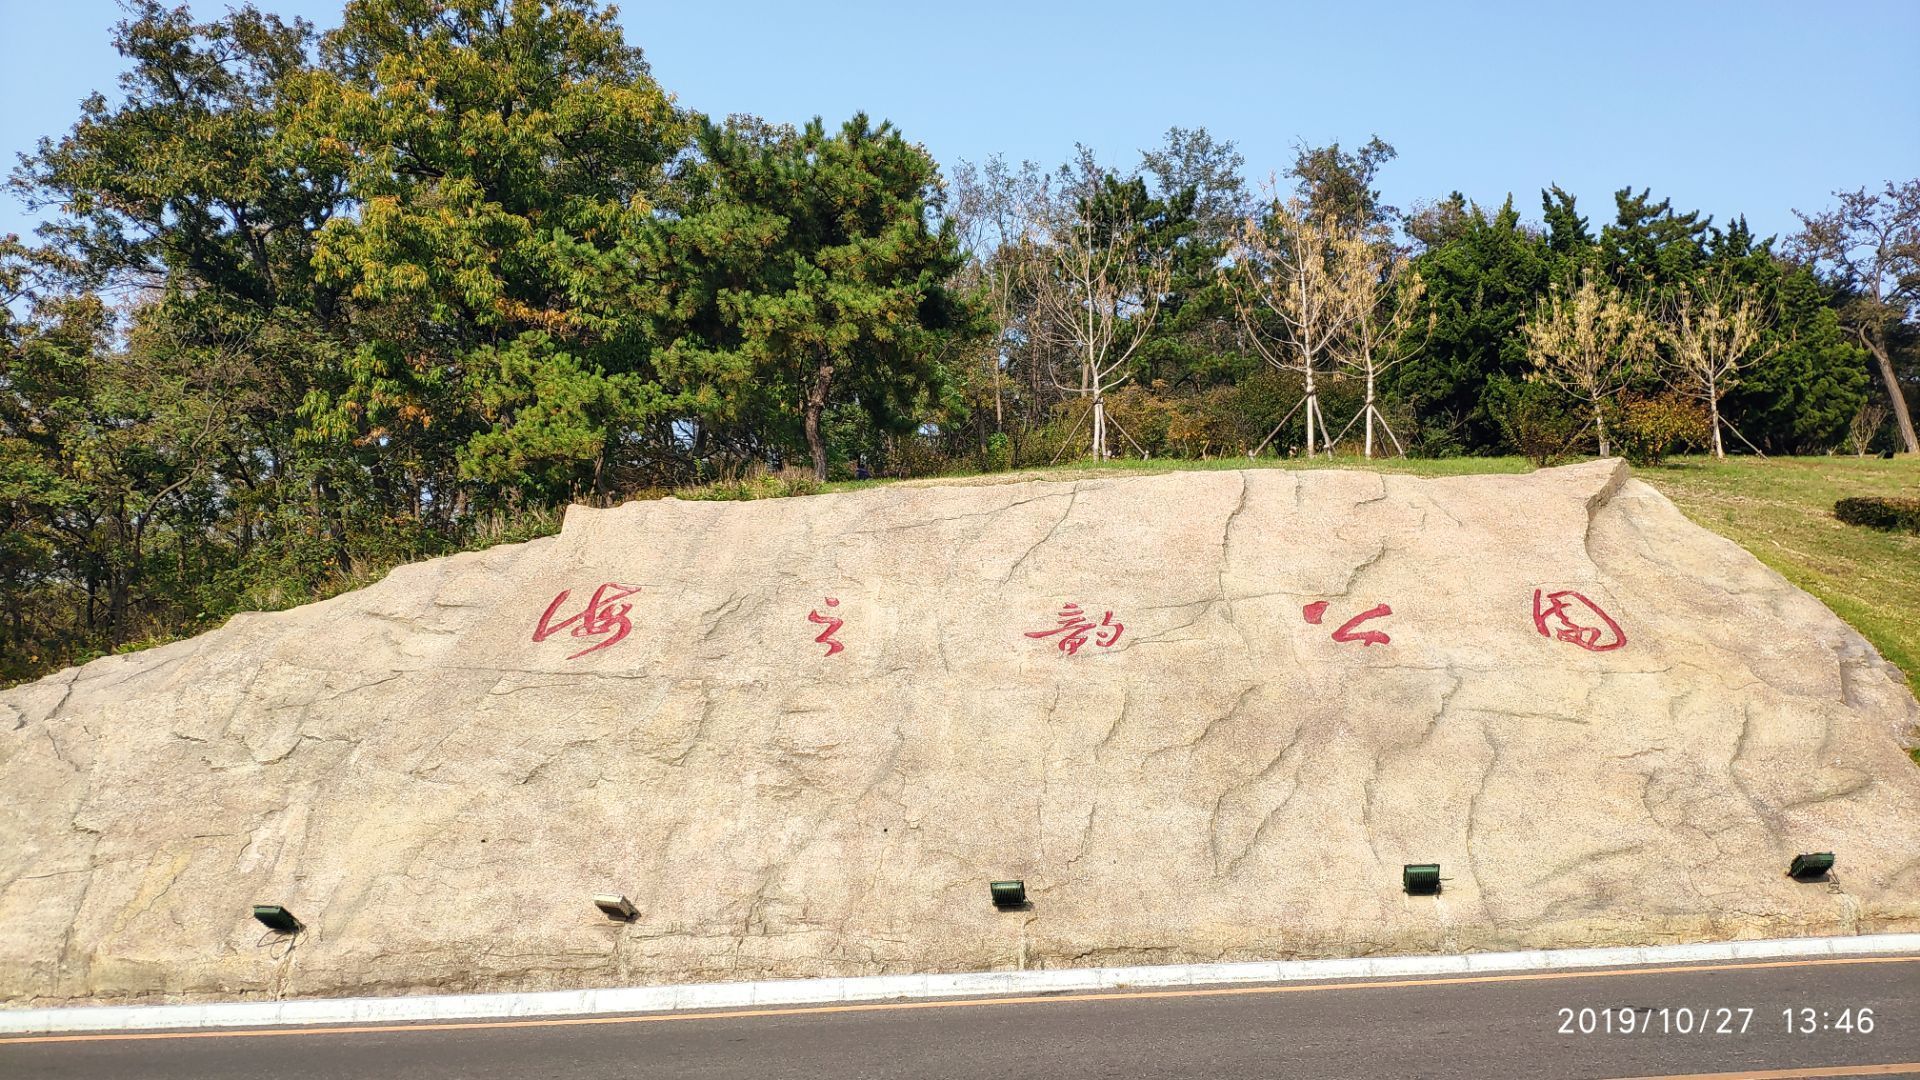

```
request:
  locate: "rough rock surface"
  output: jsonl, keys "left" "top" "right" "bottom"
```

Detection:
{"left": 3, "top": 460, "right": 1918, "bottom": 1007}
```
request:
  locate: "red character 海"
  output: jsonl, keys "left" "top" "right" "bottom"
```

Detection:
{"left": 533, "top": 583, "right": 641, "bottom": 659}
{"left": 1532, "top": 589, "right": 1626, "bottom": 652}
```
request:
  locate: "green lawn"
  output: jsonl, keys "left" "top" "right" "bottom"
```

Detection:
{"left": 1633, "top": 456, "right": 1918, "bottom": 692}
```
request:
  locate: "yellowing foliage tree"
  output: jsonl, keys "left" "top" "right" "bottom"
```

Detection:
{"left": 1226, "top": 190, "right": 1357, "bottom": 457}
{"left": 1662, "top": 273, "right": 1777, "bottom": 458}
{"left": 1521, "top": 270, "right": 1658, "bottom": 457}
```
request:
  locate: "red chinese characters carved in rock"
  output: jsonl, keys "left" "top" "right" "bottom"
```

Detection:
{"left": 1025, "top": 602, "right": 1124, "bottom": 656}
{"left": 1302, "top": 600, "right": 1393, "bottom": 646}
{"left": 1532, "top": 589, "right": 1626, "bottom": 652}
{"left": 1331, "top": 603, "right": 1393, "bottom": 646}
{"left": 808, "top": 597, "right": 846, "bottom": 657}
{"left": 532, "top": 583, "right": 641, "bottom": 659}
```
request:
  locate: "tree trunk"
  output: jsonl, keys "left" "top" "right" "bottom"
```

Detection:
{"left": 1710, "top": 397, "right": 1725, "bottom": 459}
{"left": 1594, "top": 400, "right": 1611, "bottom": 458}
{"left": 1867, "top": 340, "right": 1919, "bottom": 454}
{"left": 1304, "top": 364, "right": 1318, "bottom": 457}
{"left": 1092, "top": 396, "right": 1107, "bottom": 460}
{"left": 993, "top": 356, "right": 1003, "bottom": 431}
{"left": 110, "top": 502, "right": 135, "bottom": 642}
{"left": 108, "top": 568, "right": 129, "bottom": 644}
{"left": 804, "top": 360, "right": 835, "bottom": 482}
{"left": 1363, "top": 370, "right": 1376, "bottom": 459}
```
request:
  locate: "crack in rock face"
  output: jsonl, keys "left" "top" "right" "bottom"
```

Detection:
{"left": 2, "top": 460, "right": 1918, "bottom": 1006}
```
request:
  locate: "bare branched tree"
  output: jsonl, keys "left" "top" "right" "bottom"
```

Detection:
{"left": 951, "top": 156, "right": 1052, "bottom": 434}
{"left": 1521, "top": 270, "right": 1658, "bottom": 458}
{"left": 1028, "top": 162, "right": 1169, "bottom": 460}
{"left": 1330, "top": 233, "right": 1429, "bottom": 458}
{"left": 1849, "top": 402, "right": 1889, "bottom": 457}
{"left": 1660, "top": 271, "right": 1778, "bottom": 459}
{"left": 1226, "top": 187, "right": 1359, "bottom": 457}
{"left": 1791, "top": 181, "right": 1920, "bottom": 454}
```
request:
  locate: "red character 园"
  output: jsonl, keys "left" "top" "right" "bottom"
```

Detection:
{"left": 532, "top": 583, "right": 640, "bottom": 659}
{"left": 1026, "top": 602, "right": 1124, "bottom": 656}
{"left": 1532, "top": 589, "right": 1626, "bottom": 652}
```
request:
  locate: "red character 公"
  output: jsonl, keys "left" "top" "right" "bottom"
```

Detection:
{"left": 1301, "top": 600, "right": 1393, "bottom": 646}
{"left": 1532, "top": 589, "right": 1626, "bottom": 652}
{"left": 1025, "top": 602, "right": 1124, "bottom": 656}
{"left": 1331, "top": 603, "right": 1393, "bottom": 646}
{"left": 808, "top": 597, "right": 846, "bottom": 657}
{"left": 532, "top": 583, "right": 640, "bottom": 659}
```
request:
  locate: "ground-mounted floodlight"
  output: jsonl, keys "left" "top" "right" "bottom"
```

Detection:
{"left": 1403, "top": 864, "right": 1441, "bottom": 896}
{"left": 1788, "top": 853, "right": 1835, "bottom": 882}
{"left": 251, "top": 904, "right": 301, "bottom": 933}
{"left": 593, "top": 894, "right": 638, "bottom": 921}
{"left": 990, "top": 880, "right": 1027, "bottom": 909}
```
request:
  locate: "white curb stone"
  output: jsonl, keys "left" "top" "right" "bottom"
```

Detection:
{"left": 5, "top": 933, "right": 1918, "bottom": 1036}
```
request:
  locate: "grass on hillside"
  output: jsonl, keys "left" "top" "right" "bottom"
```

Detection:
{"left": 1633, "top": 456, "right": 1918, "bottom": 692}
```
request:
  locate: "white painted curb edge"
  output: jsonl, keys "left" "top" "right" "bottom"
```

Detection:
{"left": 7, "top": 933, "right": 1918, "bottom": 1035}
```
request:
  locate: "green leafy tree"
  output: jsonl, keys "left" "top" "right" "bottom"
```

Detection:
{"left": 1405, "top": 191, "right": 1471, "bottom": 251}
{"left": 1388, "top": 196, "right": 1550, "bottom": 452}
{"left": 7, "top": 4, "right": 351, "bottom": 666}
{"left": 11, "top": 1, "right": 332, "bottom": 305}
{"left": 1289, "top": 136, "right": 1397, "bottom": 231}
{"left": 298, "top": 0, "right": 696, "bottom": 502}
{"left": 1791, "top": 181, "right": 1920, "bottom": 454}
{"left": 1541, "top": 185, "right": 1592, "bottom": 258}
{"left": 0, "top": 241, "right": 240, "bottom": 666}
{"left": 1084, "top": 153, "right": 1224, "bottom": 391}
{"left": 1600, "top": 187, "right": 1709, "bottom": 291}
{"left": 0, "top": 239, "right": 90, "bottom": 676}
{"left": 11, "top": 1, "right": 350, "bottom": 537}
{"left": 663, "top": 114, "right": 975, "bottom": 480}
{"left": 1723, "top": 265, "right": 1870, "bottom": 453}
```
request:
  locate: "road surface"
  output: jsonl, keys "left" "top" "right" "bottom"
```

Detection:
{"left": 5, "top": 953, "right": 1918, "bottom": 1078}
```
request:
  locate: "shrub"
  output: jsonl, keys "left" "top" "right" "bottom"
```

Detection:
{"left": 884, "top": 433, "right": 952, "bottom": 478}
{"left": 1489, "top": 378, "right": 1585, "bottom": 467}
{"left": 1835, "top": 496, "right": 1920, "bottom": 534}
{"left": 981, "top": 432, "right": 1013, "bottom": 472}
{"left": 1166, "top": 386, "right": 1242, "bottom": 457}
{"left": 1615, "top": 393, "right": 1710, "bottom": 466}
{"left": 1015, "top": 403, "right": 1095, "bottom": 467}
{"left": 679, "top": 465, "right": 822, "bottom": 502}
{"left": 1104, "top": 384, "right": 1177, "bottom": 457}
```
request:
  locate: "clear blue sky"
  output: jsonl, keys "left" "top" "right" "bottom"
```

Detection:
{"left": 4, "top": 0, "right": 1917, "bottom": 244}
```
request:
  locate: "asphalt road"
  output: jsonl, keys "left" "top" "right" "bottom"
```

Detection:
{"left": 5, "top": 954, "right": 1918, "bottom": 1079}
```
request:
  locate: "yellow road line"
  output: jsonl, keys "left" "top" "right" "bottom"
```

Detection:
{"left": 3, "top": 953, "right": 1916, "bottom": 1046}
{"left": 1606, "top": 1065, "right": 1920, "bottom": 1079}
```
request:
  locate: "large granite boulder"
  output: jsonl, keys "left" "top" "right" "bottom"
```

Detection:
{"left": 3, "top": 459, "right": 1917, "bottom": 1006}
